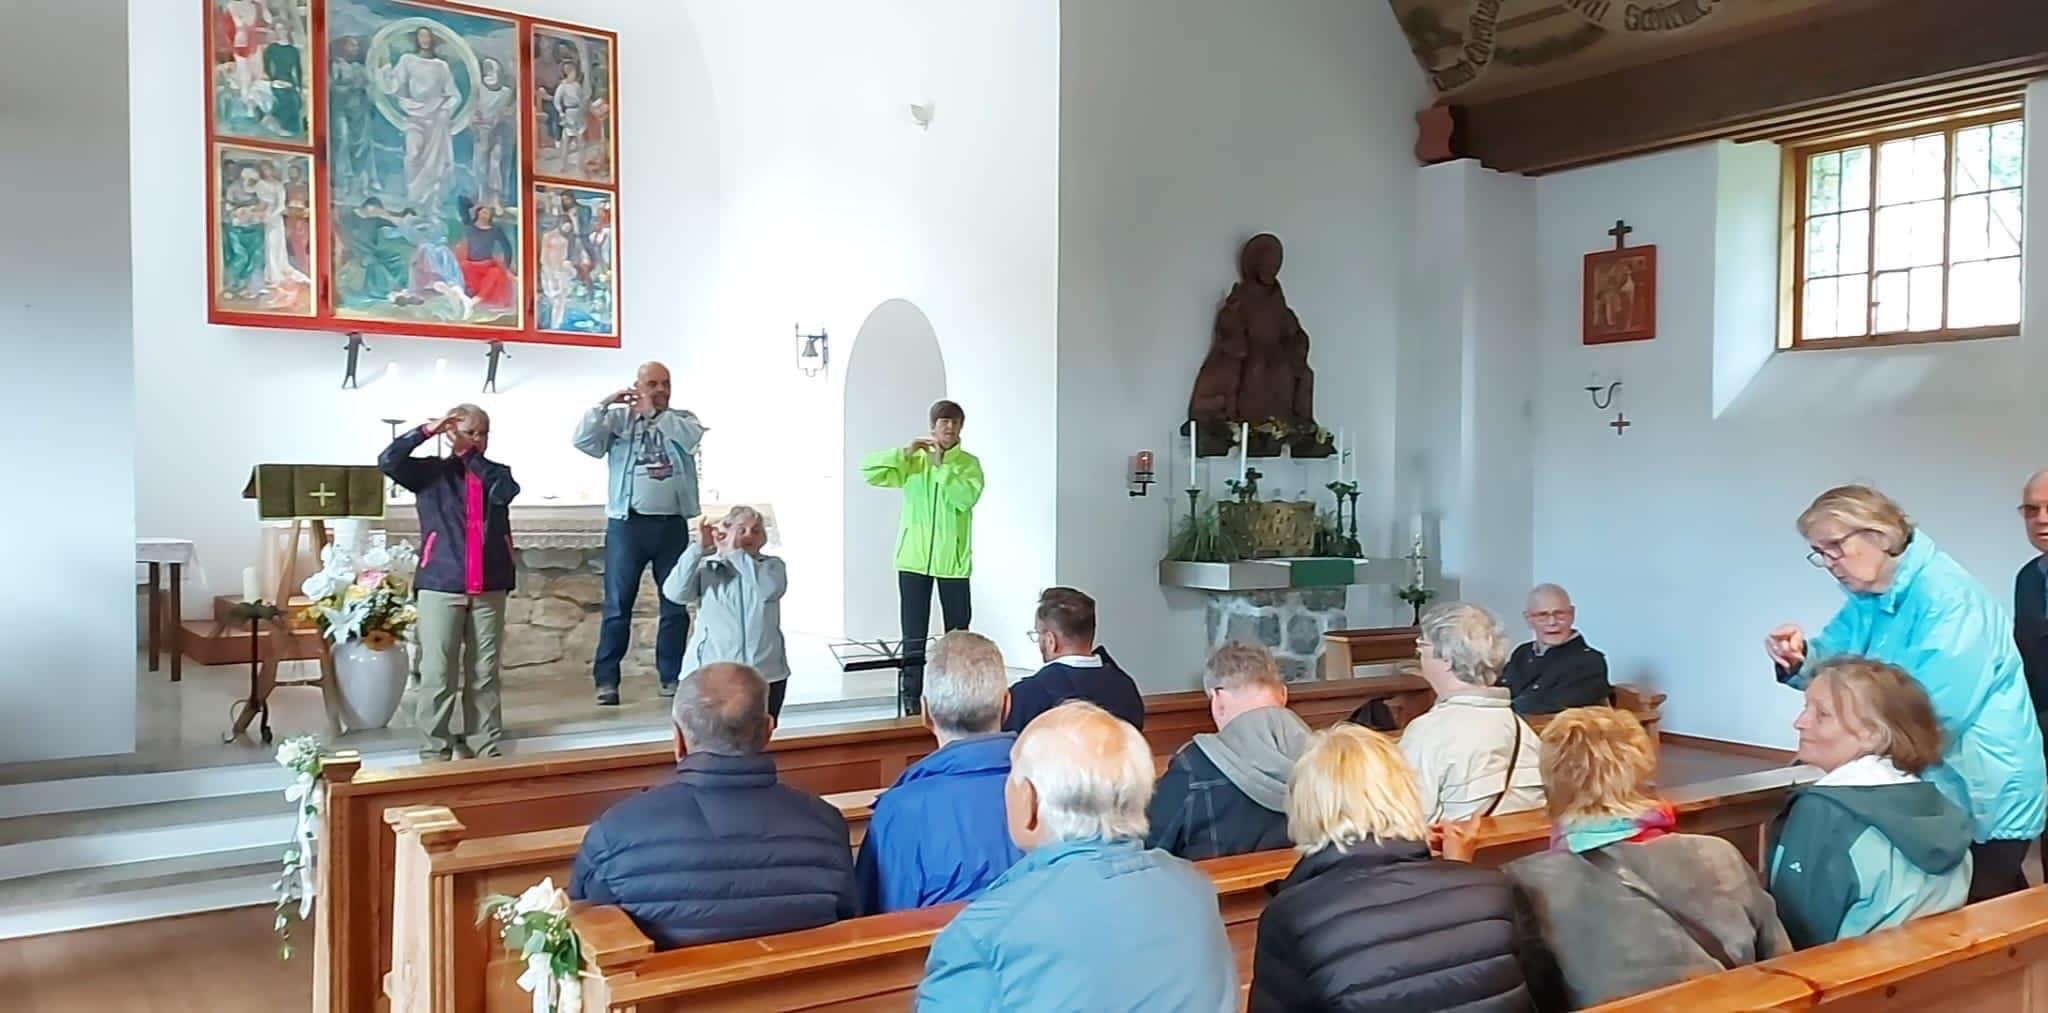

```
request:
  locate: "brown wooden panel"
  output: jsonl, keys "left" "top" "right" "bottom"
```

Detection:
{"left": 326, "top": 677, "right": 1404, "bottom": 1013}
{"left": 1453, "top": 0, "right": 2048, "bottom": 175}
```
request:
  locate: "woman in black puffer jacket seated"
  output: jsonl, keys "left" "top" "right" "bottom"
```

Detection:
{"left": 1249, "top": 723, "right": 1536, "bottom": 1012}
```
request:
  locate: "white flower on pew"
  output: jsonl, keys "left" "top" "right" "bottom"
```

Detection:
{"left": 272, "top": 734, "right": 326, "bottom": 959}
{"left": 481, "top": 878, "right": 584, "bottom": 1013}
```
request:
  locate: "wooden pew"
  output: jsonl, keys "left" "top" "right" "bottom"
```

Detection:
{"left": 319, "top": 676, "right": 1401, "bottom": 1013}
{"left": 394, "top": 764, "right": 1806, "bottom": 1012}
{"left": 1591, "top": 886, "right": 2048, "bottom": 1011}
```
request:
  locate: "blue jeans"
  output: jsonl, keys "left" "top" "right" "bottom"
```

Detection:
{"left": 593, "top": 513, "right": 690, "bottom": 690}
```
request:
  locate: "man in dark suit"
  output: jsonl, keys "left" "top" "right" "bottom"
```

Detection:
{"left": 2012, "top": 470, "right": 2048, "bottom": 878}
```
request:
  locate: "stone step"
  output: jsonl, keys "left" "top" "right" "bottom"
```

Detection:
{"left": 0, "top": 791, "right": 293, "bottom": 882}
{"left": 0, "top": 846, "right": 281, "bottom": 941}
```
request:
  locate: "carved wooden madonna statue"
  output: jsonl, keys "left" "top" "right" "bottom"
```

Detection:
{"left": 1187, "top": 233, "right": 1328, "bottom": 458}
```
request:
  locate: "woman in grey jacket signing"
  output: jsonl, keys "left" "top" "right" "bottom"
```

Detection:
{"left": 662, "top": 506, "right": 792, "bottom": 718}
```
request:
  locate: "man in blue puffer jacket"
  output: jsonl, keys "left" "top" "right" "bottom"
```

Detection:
{"left": 569, "top": 663, "right": 858, "bottom": 948}
{"left": 856, "top": 631, "right": 1023, "bottom": 913}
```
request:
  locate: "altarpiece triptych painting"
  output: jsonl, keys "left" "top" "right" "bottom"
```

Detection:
{"left": 205, "top": 0, "right": 621, "bottom": 346}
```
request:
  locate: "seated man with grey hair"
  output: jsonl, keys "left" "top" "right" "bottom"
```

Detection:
{"left": 917, "top": 701, "right": 1237, "bottom": 1012}
{"left": 1401, "top": 602, "right": 1546, "bottom": 824}
{"left": 855, "top": 631, "right": 1024, "bottom": 913}
{"left": 1145, "top": 642, "right": 1310, "bottom": 859}
{"left": 1503, "top": 583, "right": 1612, "bottom": 716}
{"left": 662, "top": 505, "right": 792, "bottom": 717}
{"left": 569, "top": 663, "right": 857, "bottom": 949}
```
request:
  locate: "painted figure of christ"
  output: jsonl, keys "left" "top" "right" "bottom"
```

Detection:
{"left": 376, "top": 27, "right": 460, "bottom": 209}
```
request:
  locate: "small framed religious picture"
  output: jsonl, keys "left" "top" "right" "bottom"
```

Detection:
{"left": 1583, "top": 220, "right": 1656, "bottom": 345}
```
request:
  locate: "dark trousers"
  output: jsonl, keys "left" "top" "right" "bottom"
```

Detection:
{"left": 897, "top": 571, "right": 971, "bottom": 715}
{"left": 768, "top": 678, "right": 789, "bottom": 721}
{"left": 1969, "top": 838, "right": 2032, "bottom": 902}
{"left": 593, "top": 513, "right": 691, "bottom": 690}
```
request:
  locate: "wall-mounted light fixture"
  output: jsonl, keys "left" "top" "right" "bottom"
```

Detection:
{"left": 796, "top": 325, "right": 830, "bottom": 378}
{"left": 1128, "top": 450, "right": 1155, "bottom": 497}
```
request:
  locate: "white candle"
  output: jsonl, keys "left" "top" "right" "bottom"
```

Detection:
{"left": 1188, "top": 422, "right": 1198, "bottom": 490}
{"left": 242, "top": 566, "right": 262, "bottom": 603}
{"left": 1335, "top": 429, "right": 1346, "bottom": 485}
{"left": 1411, "top": 512, "right": 1424, "bottom": 544}
{"left": 1237, "top": 422, "right": 1249, "bottom": 485}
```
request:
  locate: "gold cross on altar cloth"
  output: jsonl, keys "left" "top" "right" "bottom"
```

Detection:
{"left": 308, "top": 484, "right": 338, "bottom": 507}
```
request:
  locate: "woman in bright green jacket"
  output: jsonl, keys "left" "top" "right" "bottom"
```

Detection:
{"left": 862, "top": 400, "right": 985, "bottom": 715}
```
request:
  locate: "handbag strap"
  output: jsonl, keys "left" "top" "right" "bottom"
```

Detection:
{"left": 1581, "top": 847, "right": 1739, "bottom": 970}
{"left": 1480, "top": 711, "right": 1525, "bottom": 819}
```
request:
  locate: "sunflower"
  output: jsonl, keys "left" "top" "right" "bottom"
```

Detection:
{"left": 363, "top": 629, "right": 398, "bottom": 652}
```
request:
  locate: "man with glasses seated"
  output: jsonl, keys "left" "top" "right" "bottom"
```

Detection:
{"left": 1003, "top": 587, "right": 1146, "bottom": 733}
{"left": 1502, "top": 583, "right": 1612, "bottom": 716}
{"left": 2011, "top": 470, "right": 2048, "bottom": 878}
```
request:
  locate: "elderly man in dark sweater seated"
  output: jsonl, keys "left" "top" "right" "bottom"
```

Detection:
{"left": 1502, "top": 583, "right": 1612, "bottom": 716}
{"left": 569, "top": 662, "right": 858, "bottom": 949}
{"left": 1002, "top": 587, "right": 1146, "bottom": 732}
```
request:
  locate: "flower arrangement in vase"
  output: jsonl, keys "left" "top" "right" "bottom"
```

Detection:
{"left": 301, "top": 541, "right": 419, "bottom": 730}
{"left": 300, "top": 541, "right": 419, "bottom": 648}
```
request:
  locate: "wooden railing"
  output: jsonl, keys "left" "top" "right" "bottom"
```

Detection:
{"left": 1591, "top": 886, "right": 2048, "bottom": 1011}
{"left": 319, "top": 674, "right": 1424, "bottom": 1012}
{"left": 391, "top": 761, "right": 1774, "bottom": 1013}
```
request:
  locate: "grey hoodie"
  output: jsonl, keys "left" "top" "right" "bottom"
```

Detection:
{"left": 1192, "top": 706, "right": 1312, "bottom": 811}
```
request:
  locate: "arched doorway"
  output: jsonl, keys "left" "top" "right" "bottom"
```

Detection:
{"left": 842, "top": 299, "right": 947, "bottom": 640}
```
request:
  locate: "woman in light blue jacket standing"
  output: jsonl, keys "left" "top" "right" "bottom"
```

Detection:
{"left": 664, "top": 506, "right": 792, "bottom": 718}
{"left": 1767, "top": 485, "right": 2045, "bottom": 901}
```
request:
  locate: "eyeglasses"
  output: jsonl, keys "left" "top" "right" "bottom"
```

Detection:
{"left": 1026, "top": 630, "right": 1042, "bottom": 644}
{"left": 1806, "top": 529, "right": 1876, "bottom": 567}
{"left": 2020, "top": 504, "right": 2048, "bottom": 519}
{"left": 1526, "top": 610, "right": 1572, "bottom": 621}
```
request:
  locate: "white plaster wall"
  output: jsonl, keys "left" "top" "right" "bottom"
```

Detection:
{"left": 841, "top": 301, "right": 948, "bottom": 641}
{"left": 0, "top": 0, "right": 137, "bottom": 761}
{"left": 1055, "top": 0, "right": 1428, "bottom": 690}
{"left": 128, "top": 0, "right": 720, "bottom": 624}
{"left": 683, "top": 0, "right": 1059, "bottom": 659}
{"left": 1525, "top": 92, "right": 2048, "bottom": 747}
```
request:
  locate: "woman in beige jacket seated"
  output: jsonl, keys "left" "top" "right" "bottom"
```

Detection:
{"left": 1501, "top": 708, "right": 1791, "bottom": 1009}
{"left": 1400, "top": 602, "right": 1546, "bottom": 824}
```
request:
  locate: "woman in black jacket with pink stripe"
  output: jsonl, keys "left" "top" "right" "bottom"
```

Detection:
{"left": 379, "top": 404, "right": 519, "bottom": 760}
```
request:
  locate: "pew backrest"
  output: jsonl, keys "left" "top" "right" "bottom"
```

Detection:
{"left": 545, "top": 768, "right": 1808, "bottom": 1013}
{"left": 1591, "top": 886, "right": 2048, "bottom": 1011}
{"left": 325, "top": 676, "right": 1399, "bottom": 1013}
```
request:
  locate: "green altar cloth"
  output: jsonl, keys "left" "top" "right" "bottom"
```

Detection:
{"left": 244, "top": 464, "right": 386, "bottom": 520}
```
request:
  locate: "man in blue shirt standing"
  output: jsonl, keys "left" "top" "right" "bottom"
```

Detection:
{"left": 573, "top": 361, "right": 706, "bottom": 705}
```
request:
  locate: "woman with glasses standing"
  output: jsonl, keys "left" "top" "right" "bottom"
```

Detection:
{"left": 1766, "top": 484, "right": 2045, "bottom": 900}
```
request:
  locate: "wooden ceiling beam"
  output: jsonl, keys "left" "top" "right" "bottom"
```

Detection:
{"left": 1451, "top": 0, "right": 2048, "bottom": 175}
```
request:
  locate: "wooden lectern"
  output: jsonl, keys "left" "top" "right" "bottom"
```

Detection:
{"left": 221, "top": 465, "right": 386, "bottom": 742}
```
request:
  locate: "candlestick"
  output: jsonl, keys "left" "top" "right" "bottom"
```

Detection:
{"left": 242, "top": 567, "right": 262, "bottom": 604}
{"left": 1237, "top": 422, "right": 1249, "bottom": 485}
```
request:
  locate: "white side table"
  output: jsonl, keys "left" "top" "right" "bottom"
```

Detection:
{"left": 137, "top": 538, "right": 196, "bottom": 682}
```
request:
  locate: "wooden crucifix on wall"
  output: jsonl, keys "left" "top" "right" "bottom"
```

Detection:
{"left": 1583, "top": 219, "right": 1657, "bottom": 345}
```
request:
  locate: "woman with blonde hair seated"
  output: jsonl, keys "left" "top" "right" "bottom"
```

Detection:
{"left": 1503, "top": 708, "right": 1789, "bottom": 1009}
{"left": 1249, "top": 724, "right": 1534, "bottom": 1012}
{"left": 1770, "top": 657, "right": 1972, "bottom": 948}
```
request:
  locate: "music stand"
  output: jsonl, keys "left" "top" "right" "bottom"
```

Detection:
{"left": 828, "top": 636, "right": 937, "bottom": 718}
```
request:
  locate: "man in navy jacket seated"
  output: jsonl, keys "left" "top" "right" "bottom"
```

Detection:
{"left": 1003, "top": 587, "right": 1146, "bottom": 732}
{"left": 855, "top": 631, "right": 1023, "bottom": 912}
{"left": 569, "top": 662, "right": 858, "bottom": 949}
{"left": 1501, "top": 583, "right": 1612, "bottom": 716}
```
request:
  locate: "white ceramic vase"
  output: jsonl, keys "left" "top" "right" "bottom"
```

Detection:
{"left": 332, "top": 638, "right": 409, "bottom": 730}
